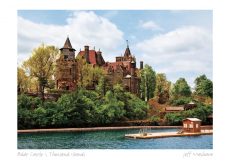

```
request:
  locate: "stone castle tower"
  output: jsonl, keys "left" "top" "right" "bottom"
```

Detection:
{"left": 55, "top": 37, "right": 78, "bottom": 90}
{"left": 121, "top": 44, "right": 140, "bottom": 95}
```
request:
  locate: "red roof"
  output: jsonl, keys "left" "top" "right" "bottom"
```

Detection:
{"left": 78, "top": 50, "right": 98, "bottom": 65}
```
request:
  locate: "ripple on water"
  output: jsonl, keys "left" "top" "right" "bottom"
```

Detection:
{"left": 18, "top": 129, "right": 213, "bottom": 149}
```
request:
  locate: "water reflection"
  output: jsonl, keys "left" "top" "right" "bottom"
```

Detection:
{"left": 18, "top": 129, "right": 213, "bottom": 149}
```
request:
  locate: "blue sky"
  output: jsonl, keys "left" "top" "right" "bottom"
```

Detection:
{"left": 18, "top": 10, "right": 212, "bottom": 88}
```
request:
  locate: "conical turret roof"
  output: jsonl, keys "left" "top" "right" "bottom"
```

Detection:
{"left": 60, "top": 36, "right": 75, "bottom": 51}
{"left": 124, "top": 46, "right": 131, "bottom": 57}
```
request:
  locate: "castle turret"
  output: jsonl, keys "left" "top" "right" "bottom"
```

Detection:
{"left": 56, "top": 36, "right": 77, "bottom": 91}
{"left": 124, "top": 40, "right": 131, "bottom": 57}
{"left": 60, "top": 36, "right": 76, "bottom": 60}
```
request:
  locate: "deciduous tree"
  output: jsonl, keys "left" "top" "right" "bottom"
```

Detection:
{"left": 194, "top": 75, "right": 213, "bottom": 98}
{"left": 154, "top": 73, "right": 171, "bottom": 104}
{"left": 23, "top": 44, "right": 59, "bottom": 101}
{"left": 171, "top": 78, "right": 191, "bottom": 98}
{"left": 17, "top": 67, "right": 29, "bottom": 93}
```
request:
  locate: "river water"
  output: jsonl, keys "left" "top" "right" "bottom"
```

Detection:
{"left": 18, "top": 128, "right": 212, "bottom": 149}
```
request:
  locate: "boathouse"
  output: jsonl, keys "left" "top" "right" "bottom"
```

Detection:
{"left": 184, "top": 101, "right": 197, "bottom": 110}
{"left": 183, "top": 118, "right": 201, "bottom": 133}
{"left": 165, "top": 106, "right": 184, "bottom": 112}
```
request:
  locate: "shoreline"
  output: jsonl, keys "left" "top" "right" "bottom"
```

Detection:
{"left": 17, "top": 125, "right": 212, "bottom": 134}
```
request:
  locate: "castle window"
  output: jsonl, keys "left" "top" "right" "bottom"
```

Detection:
{"left": 64, "top": 55, "right": 68, "bottom": 60}
{"left": 70, "top": 68, "right": 72, "bottom": 75}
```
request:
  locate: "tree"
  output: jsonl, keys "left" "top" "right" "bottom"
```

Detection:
{"left": 96, "top": 76, "right": 112, "bottom": 97}
{"left": 76, "top": 56, "right": 105, "bottom": 89}
{"left": 17, "top": 67, "right": 29, "bottom": 93}
{"left": 140, "top": 64, "right": 156, "bottom": 101}
{"left": 23, "top": 44, "right": 59, "bottom": 101}
{"left": 171, "top": 78, "right": 191, "bottom": 98}
{"left": 194, "top": 75, "right": 213, "bottom": 98}
{"left": 97, "top": 91, "right": 125, "bottom": 124}
{"left": 57, "top": 88, "right": 99, "bottom": 127}
{"left": 154, "top": 73, "right": 171, "bottom": 104}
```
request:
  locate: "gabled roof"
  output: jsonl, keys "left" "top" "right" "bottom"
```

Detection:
{"left": 78, "top": 50, "right": 105, "bottom": 65}
{"left": 183, "top": 118, "right": 201, "bottom": 122}
{"left": 78, "top": 50, "right": 96, "bottom": 64}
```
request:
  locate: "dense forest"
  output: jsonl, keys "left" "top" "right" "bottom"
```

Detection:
{"left": 18, "top": 85, "right": 147, "bottom": 129}
{"left": 18, "top": 44, "right": 213, "bottom": 129}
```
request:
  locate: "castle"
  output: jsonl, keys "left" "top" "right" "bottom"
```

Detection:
{"left": 55, "top": 37, "right": 143, "bottom": 95}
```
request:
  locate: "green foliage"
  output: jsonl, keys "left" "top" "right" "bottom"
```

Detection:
{"left": 17, "top": 67, "right": 29, "bottom": 93}
{"left": 18, "top": 86, "right": 148, "bottom": 129}
{"left": 18, "top": 94, "right": 42, "bottom": 129}
{"left": 96, "top": 76, "right": 112, "bottom": 97}
{"left": 164, "top": 104, "right": 212, "bottom": 125}
{"left": 18, "top": 94, "right": 42, "bottom": 110}
{"left": 140, "top": 64, "right": 156, "bottom": 101}
{"left": 113, "top": 84, "right": 147, "bottom": 120}
{"left": 149, "top": 116, "right": 160, "bottom": 124}
{"left": 76, "top": 56, "right": 105, "bottom": 89}
{"left": 170, "top": 97, "right": 192, "bottom": 106}
{"left": 97, "top": 91, "right": 125, "bottom": 124}
{"left": 23, "top": 44, "right": 59, "bottom": 101}
{"left": 194, "top": 75, "right": 213, "bottom": 98}
{"left": 57, "top": 88, "right": 99, "bottom": 126}
{"left": 165, "top": 113, "right": 183, "bottom": 125}
{"left": 171, "top": 78, "right": 191, "bottom": 98}
{"left": 124, "top": 92, "right": 147, "bottom": 120}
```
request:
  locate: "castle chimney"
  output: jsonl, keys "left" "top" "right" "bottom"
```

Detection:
{"left": 96, "top": 49, "right": 102, "bottom": 65}
{"left": 131, "top": 60, "right": 136, "bottom": 76}
{"left": 140, "top": 61, "right": 143, "bottom": 69}
{"left": 84, "top": 45, "right": 90, "bottom": 63}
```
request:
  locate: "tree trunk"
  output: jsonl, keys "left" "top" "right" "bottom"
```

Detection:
{"left": 39, "top": 81, "right": 45, "bottom": 103}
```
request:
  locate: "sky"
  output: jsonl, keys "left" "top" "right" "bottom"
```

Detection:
{"left": 18, "top": 10, "right": 212, "bottom": 88}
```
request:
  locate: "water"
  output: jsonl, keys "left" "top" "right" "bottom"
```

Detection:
{"left": 18, "top": 128, "right": 213, "bottom": 149}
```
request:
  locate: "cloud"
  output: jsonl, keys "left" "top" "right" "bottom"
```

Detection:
{"left": 18, "top": 11, "right": 124, "bottom": 64}
{"left": 140, "top": 20, "right": 162, "bottom": 31}
{"left": 136, "top": 26, "right": 212, "bottom": 87}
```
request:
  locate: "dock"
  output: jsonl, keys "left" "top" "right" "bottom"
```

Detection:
{"left": 125, "top": 130, "right": 213, "bottom": 139}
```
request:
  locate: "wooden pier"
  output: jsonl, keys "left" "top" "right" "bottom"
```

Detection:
{"left": 125, "top": 130, "right": 213, "bottom": 139}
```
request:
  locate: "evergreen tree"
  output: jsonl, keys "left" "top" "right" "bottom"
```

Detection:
{"left": 140, "top": 64, "right": 156, "bottom": 101}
